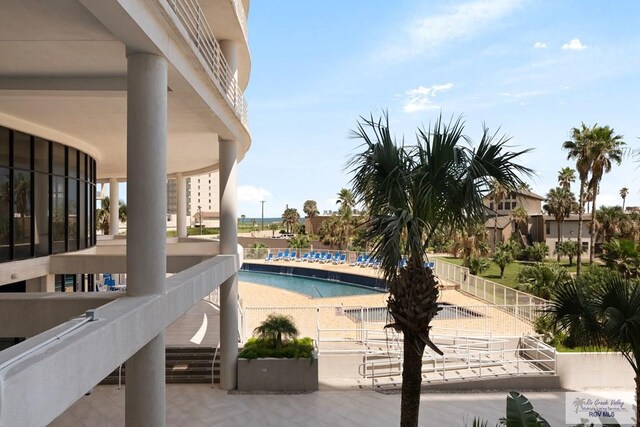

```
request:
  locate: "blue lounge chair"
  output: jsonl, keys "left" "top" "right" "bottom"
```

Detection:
{"left": 338, "top": 253, "right": 347, "bottom": 264}
{"left": 299, "top": 253, "right": 309, "bottom": 262}
{"left": 264, "top": 253, "right": 273, "bottom": 262}
{"left": 331, "top": 252, "right": 341, "bottom": 264}
{"left": 312, "top": 252, "right": 322, "bottom": 263}
{"left": 360, "top": 256, "right": 370, "bottom": 267}
{"left": 288, "top": 251, "right": 297, "bottom": 261}
{"left": 323, "top": 252, "right": 333, "bottom": 263}
{"left": 274, "top": 251, "right": 284, "bottom": 261}
{"left": 283, "top": 249, "right": 290, "bottom": 259}
{"left": 428, "top": 261, "right": 435, "bottom": 269}
{"left": 350, "top": 255, "right": 364, "bottom": 267}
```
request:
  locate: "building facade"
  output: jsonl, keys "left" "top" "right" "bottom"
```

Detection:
{"left": 0, "top": 0, "right": 251, "bottom": 424}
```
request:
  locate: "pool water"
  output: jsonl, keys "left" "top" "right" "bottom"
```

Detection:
{"left": 238, "top": 270, "right": 383, "bottom": 299}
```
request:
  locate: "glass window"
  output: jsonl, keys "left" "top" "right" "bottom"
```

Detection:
{"left": 13, "top": 170, "right": 32, "bottom": 259}
{"left": 79, "top": 181, "right": 86, "bottom": 249}
{"left": 0, "top": 167, "right": 10, "bottom": 261}
{"left": 0, "top": 128, "right": 9, "bottom": 167}
{"left": 68, "top": 148, "right": 77, "bottom": 179}
{"left": 13, "top": 131, "right": 31, "bottom": 171}
{"left": 34, "top": 172, "right": 50, "bottom": 256}
{"left": 52, "top": 142, "right": 65, "bottom": 176}
{"left": 52, "top": 176, "right": 66, "bottom": 254}
{"left": 79, "top": 152, "right": 86, "bottom": 181}
{"left": 34, "top": 138, "right": 49, "bottom": 173}
{"left": 68, "top": 179, "right": 78, "bottom": 250}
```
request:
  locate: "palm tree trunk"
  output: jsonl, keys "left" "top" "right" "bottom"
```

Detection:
{"left": 494, "top": 213, "right": 498, "bottom": 251}
{"left": 589, "top": 184, "right": 598, "bottom": 266}
{"left": 556, "top": 220, "right": 561, "bottom": 263}
{"left": 400, "top": 331, "right": 426, "bottom": 427}
{"left": 577, "top": 180, "right": 584, "bottom": 275}
{"left": 635, "top": 375, "right": 639, "bottom": 427}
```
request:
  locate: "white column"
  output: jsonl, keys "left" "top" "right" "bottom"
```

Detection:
{"left": 220, "top": 40, "right": 239, "bottom": 105}
{"left": 219, "top": 138, "right": 238, "bottom": 390}
{"left": 109, "top": 178, "right": 119, "bottom": 236}
{"left": 125, "top": 51, "right": 167, "bottom": 426}
{"left": 176, "top": 172, "right": 187, "bottom": 238}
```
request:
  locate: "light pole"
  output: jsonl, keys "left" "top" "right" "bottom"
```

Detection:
{"left": 260, "top": 200, "right": 265, "bottom": 231}
{"left": 197, "top": 205, "right": 202, "bottom": 235}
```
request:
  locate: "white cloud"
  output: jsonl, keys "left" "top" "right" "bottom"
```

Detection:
{"left": 379, "top": 0, "right": 523, "bottom": 61}
{"left": 562, "top": 38, "right": 587, "bottom": 51}
{"left": 402, "top": 83, "right": 454, "bottom": 113}
{"left": 238, "top": 185, "right": 273, "bottom": 204}
{"left": 533, "top": 42, "right": 547, "bottom": 49}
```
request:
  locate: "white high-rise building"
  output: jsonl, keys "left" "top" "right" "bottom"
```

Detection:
{"left": 0, "top": 0, "right": 251, "bottom": 424}
{"left": 188, "top": 171, "right": 220, "bottom": 227}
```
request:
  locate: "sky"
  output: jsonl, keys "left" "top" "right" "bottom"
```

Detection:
{"left": 237, "top": 0, "right": 640, "bottom": 219}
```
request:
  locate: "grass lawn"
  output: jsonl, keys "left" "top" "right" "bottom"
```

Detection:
{"left": 433, "top": 256, "right": 579, "bottom": 288}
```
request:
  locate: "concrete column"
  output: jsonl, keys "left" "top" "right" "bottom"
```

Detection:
{"left": 125, "top": 51, "right": 167, "bottom": 426}
{"left": 25, "top": 274, "right": 55, "bottom": 292}
{"left": 176, "top": 172, "right": 187, "bottom": 238}
{"left": 219, "top": 138, "right": 238, "bottom": 390}
{"left": 109, "top": 178, "right": 119, "bottom": 236}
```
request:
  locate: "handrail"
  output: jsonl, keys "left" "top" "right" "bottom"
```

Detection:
{"left": 229, "top": 0, "right": 248, "bottom": 41}
{"left": 161, "top": 0, "right": 249, "bottom": 127}
{"left": 211, "top": 340, "right": 220, "bottom": 388}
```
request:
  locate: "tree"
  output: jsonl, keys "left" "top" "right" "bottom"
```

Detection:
{"left": 303, "top": 200, "right": 319, "bottom": 234}
{"left": 555, "top": 240, "right": 580, "bottom": 266}
{"left": 516, "top": 262, "right": 570, "bottom": 299}
{"left": 268, "top": 221, "right": 280, "bottom": 237}
{"left": 490, "top": 179, "right": 507, "bottom": 249}
{"left": 596, "top": 205, "right": 625, "bottom": 243}
{"left": 563, "top": 123, "right": 594, "bottom": 275}
{"left": 557, "top": 167, "right": 576, "bottom": 191}
{"left": 586, "top": 125, "right": 625, "bottom": 265}
{"left": 336, "top": 188, "right": 355, "bottom": 216}
{"left": 253, "top": 313, "right": 299, "bottom": 349}
{"left": 545, "top": 270, "right": 640, "bottom": 424}
{"left": 281, "top": 207, "right": 300, "bottom": 234}
{"left": 525, "top": 242, "right": 550, "bottom": 262}
{"left": 543, "top": 187, "right": 578, "bottom": 262}
{"left": 510, "top": 206, "right": 529, "bottom": 237}
{"left": 620, "top": 187, "right": 629, "bottom": 211}
{"left": 240, "top": 214, "right": 246, "bottom": 224}
{"left": 492, "top": 242, "right": 515, "bottom": 278}
{"left": 347, "top": 112, "right": 531, "bottom": 427}
{"left": 600, "top": 238, "right": 640, "bottom": 279}
{"left": 96, "top": 196, "right": 127, "bottom": 235}
{"left": 288, "top": 234, "right": 310, "bottom": 249}
{"left": 318, "top": 214, "right": 349, "bottom": 249}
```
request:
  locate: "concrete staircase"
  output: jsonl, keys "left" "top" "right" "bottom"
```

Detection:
{"left": 101, "top": 346, "right": 219, "bottom": 385}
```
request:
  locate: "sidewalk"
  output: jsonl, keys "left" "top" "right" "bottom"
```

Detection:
{"left": 50, "top": 385, "right": 569, "bottom": 426}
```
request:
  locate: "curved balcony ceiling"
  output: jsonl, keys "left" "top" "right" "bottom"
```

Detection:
{"left": 0, "top": 0, "right": 250, "bottom": 180}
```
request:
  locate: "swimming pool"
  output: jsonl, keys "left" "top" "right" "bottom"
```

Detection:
{"left": 238, "top": 270, "right": 384, "bottom": 299}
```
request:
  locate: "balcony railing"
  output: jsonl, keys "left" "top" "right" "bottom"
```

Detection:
{"left": 230, "top": 0, "right": 248, "bottom": 41}
{"left": 162, "top": 0, "right": 249, "bottom": 127}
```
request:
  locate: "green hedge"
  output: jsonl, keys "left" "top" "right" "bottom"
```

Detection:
{"left": 238, "top": 337, "right": 314, "bottom": 360}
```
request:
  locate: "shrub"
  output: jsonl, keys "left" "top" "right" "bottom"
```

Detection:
{"left": 516, "top": 262, "right": 570, "bottom": 299}
{"left": 238, "top": 337, "right": 315, "bottom": 360}
{"left": 524, "top": 242, "right": 549, "bottom": 262}
{"left": 465, "top": 256, "right": 490, "bottom": 275}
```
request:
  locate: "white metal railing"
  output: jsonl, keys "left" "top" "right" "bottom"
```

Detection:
{"left": 434, "top": 259, "right": 549, "bottom": 306}
{"left": 162, "top": 0, "right": 249, "bottom": 127}
{"left": 358, "top": 334, "right": 556, "bottom": 388}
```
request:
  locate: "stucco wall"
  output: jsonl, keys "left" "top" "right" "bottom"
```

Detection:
{"left": 556, "top": 352, "right": 635, "bottom": 390}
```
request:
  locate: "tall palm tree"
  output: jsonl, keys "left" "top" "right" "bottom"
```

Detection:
{"left": 596, "top": 206, "right": 625, "bottom": 243}
{"left": 587, "top": 126, "right": 625, "bottom": 265}
{"left": 563, "top": 123, "right": 594, "bottom": 275}
{"left": 491, "top": 179, "right": 507, "bottom": 250}
{"left": 347, "top": 112, "right": 532, "bottom": 427}
{"left": 336, "top": 188, "right": 355, "bottom": 215}
{"left": 96, "top": 196, "right": 127, "bottom": 235}
{"left": 620, "top": 187, "right": 629, "bottom": 211}
{"left": 543, "top": 187, "right": 578, "bottom": 262}
{"left": 510, "top": 206, "right": 529, "bottom": 236}
{"left": 303, "top": 200, "right": 319, "bottom": 234}
{"left": 281, "top": 207, "right": 300, "bottom": 234}
{"left": 546, "top": 270, "right": 640, "bottom": 426}
{"left": 557, "top": 167, "right": 576, "bottom": 190}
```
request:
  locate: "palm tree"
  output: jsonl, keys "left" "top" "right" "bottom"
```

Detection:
{"left": 510, "top": 206, "right": 529, "bottom": 238}
{"left": 253, "top": 313, "right": 299, "bottom": 349}
{"left": 546, "top": 270, "right": 640, "bottom": 425}
{"left": 563, "top": 123, "right": 594, "bottom": 275}
{"left": 281, "top": 207, "right": 300, "bottom": 234}
{"left": 268, "top": 221, "right": 280, "bottom": 237}
{"left": 492, "top": 242, "right": 515, "bottom": 278}
{"left": 347, "top": 112, "right": 531, "bottom": 427}
{"left": 96, "top": 196, "right": 127, "bottom": 235}
{"left": 303, "top": 200, "right": 319, "bottom": 234}
{"left": 336, "top": 188, "right": 355, "bottom": 215}
{"left": 491, "top": 179, "right": 507, "bottom": 250}
{"left": 543, "top": 187, "right": 578, "bottom": 262}
{"left": 586, "top": 125, "right": 625, "bottom": 265}
{"left": 240, "top": 214, "right": 246, "bottom": 224}
{"left": 557, "top": 167, "right": 576, "bottom": 190}
{"left": 620, "top": 187, "right": 629, "bottom": 211}
{"left": 596, "top": 205, "right": 625, "bottom": 243}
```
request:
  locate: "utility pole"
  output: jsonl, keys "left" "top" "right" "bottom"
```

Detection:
{"left": 260, "top": 200, "right": 265, "bottom": 231}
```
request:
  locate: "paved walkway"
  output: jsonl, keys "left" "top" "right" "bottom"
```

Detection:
{"left": 50, "top": 385, "right": 569, "bottom": 426}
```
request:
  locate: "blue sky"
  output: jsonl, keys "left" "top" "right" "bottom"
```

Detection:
{"left": 238, "top": 0, "right": 640, "bottom": 219}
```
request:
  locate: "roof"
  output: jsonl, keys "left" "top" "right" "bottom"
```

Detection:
{"left": 484, "top": 215, "right": 512, "bottom": 230}
{"left": 516, "top": 189, "right": 545, "bottom": 200}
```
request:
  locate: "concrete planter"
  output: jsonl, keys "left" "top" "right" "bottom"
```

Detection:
{"left": 238, "top": 357, "right": 318, "bottom": 392}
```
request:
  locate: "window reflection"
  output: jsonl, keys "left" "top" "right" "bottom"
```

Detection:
{"left": 13, "top": 170, "right": 32, "bottom": 259}
{"left": 0, "top": 167, "right": 9, "bottom": 262}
